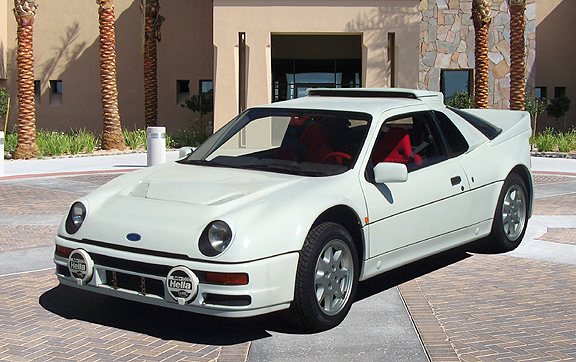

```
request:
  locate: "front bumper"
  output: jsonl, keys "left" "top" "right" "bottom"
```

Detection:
{"left": 54, "top": 235, "right": 299, "bottom": 317}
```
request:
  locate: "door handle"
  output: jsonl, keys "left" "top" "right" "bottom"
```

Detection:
{"left": 451, "top": 176, "right": 462, "bottom": 186}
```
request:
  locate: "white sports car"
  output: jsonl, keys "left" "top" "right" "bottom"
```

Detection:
{"left": 54, "top": 88, "right": 533, "bottom": 330}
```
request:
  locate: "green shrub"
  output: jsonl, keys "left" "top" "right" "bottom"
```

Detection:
{"left": 556, "top": 129, "right": 576, "bottom": 153}
{"left": 71, "top": 129, "right": 99, "bottom": 154}
{"left": 123, "top": 128, "right": 147, "bottom": 150}
{"left": 534, "top": 128, "right": 556, "bottom": 152}
{"left": 37, "top": 130, "right": 70, "bottom": 156}
{"left": 165, "top": 133, "right": 175, "bottom": 149}
{"left": 533, "top": 128, "right": 576, "bottom": 153}
{"left": 445, "top": 91, "right": 474, "bottom": 109}
{"left": 4, "top": 131, "right": 17, "bottom": 153}
{"left": 0, "top": 87, "right": 9, "bottom": 122}
{"left": 174, "top": 128, "right": 208, "bottom": 147}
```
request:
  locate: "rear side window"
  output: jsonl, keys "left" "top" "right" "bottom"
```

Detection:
{"left": 434, "top": 111, "right": 469, "bottom": 157}
{"left": 448, "top": 107, "right": 502, "bottom": 140}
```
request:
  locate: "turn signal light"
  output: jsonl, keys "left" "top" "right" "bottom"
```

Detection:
{"left": 205, "top": 272, "right": 248, "bottom": 285}
{"left": 56, "top": 244, "right": 74, "bottom": 258}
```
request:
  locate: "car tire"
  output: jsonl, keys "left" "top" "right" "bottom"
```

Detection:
{"left": 287, "top": 222, "right": 359, "bottom": 331}
{"left": 486, "top": 173, "right": 529, "bottom": 253}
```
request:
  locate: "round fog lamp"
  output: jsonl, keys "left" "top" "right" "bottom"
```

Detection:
{"left": 166, "top": 266, "right": 199, "bottom": 305}
{"left": 68, "top": 249, "right": 94, "bottom": 285}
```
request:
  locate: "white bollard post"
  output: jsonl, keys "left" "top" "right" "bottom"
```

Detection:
{"left": 146, "top": 127, "right": 166, "bottom": 167}
{"left": 0, "top": 131, "right": 4, "bottom": 177}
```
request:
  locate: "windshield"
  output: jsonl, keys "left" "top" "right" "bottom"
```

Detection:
{"left": 181, "top": 108, "right": 371, "bottom": 176}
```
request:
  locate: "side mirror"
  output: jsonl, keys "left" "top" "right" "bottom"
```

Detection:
{"left": 373, "top": 162, "right": 408, "bottom": 183}
{"left": 178, "top": 147, "right": 194, "bottom": 159}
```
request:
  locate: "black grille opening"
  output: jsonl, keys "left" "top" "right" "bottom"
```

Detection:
{"left": 104, "top": 270, "right": 165, "bottom": 298}
{"left": 203, "top": 293, "right": 251, "bottom": 307}
{"left": 56, "top": 264, "right": 71, "bottom": 277}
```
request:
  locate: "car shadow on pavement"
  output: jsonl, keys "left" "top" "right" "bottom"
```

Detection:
{"left": 39, "top": 245, "right": 472, "bottom": 345}
{"left": 356, "top": 245, "right": 472, "bottom": 302}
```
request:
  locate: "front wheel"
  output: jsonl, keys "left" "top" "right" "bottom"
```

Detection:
{"left": 287, "top": 222, "right": 359, "bottom": 331}
{"left": 486, "top": 173, "right": 529, "bottom": 253}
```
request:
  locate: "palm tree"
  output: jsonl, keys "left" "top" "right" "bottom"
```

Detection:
{"left": 142, "top": 0, "right": 164, "bottom": 128}
{"left": 97, "top": 0, "right": 125, "bottom": 149}
{"left": 12, "top": 0, "right": 39, "bottom": 159}
{"left": 509, "top": 0, "right": 526, "bottom": 111}
{"left": 472, "top": 0, "right": 492, "bottom": 109}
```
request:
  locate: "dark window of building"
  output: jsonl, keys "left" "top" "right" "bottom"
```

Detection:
{"left": 272, "top": 59, "right": 361, "bottom": 102}
{"left": 200, "top": 80, "right": 213, "bottom": 94}
{"left": 555, "top": 87, "right": 566, "bottom": 98}
{"left": 440, "top": 70, "right": 473, "bottom": 100}
{"left": 271, "top": 34, "right": 362, "bottom": 102}
{"left": 51, "top": 80, "right": 62, "bottom": 94}
{"left": 535, "top": 87, "right": 547, "bottom": 99}
{"left": 177, "top": 80, "right": 190, "bottom": 104}
{"left": 49, "top": 80, "right": 62, "bottom": 106}
{"left": 34, "top": 80, "right": 41, "bottom": 106}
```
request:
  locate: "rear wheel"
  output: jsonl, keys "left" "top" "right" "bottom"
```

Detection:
{"left": 487, "top": 173, "right": 528, "bottom": 252}
{"left": 287, "top": 222, "right": 359, "bottom": 331}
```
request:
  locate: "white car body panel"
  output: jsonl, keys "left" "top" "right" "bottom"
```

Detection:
{"left": 54, "top": 88, "right": 533, "bottom": 319}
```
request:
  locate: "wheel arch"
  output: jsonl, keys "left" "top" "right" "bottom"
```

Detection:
{"left": 312, "top": 205, "right": 365, "bottom": 263}
{"left": 509, "top": 164, "right": 533, "bottom": 218}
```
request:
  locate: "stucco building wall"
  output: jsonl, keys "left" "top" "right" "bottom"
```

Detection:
{"left": 1, "top": 0, "right": 213, "bottom": 134}
{"left": 212, "top": 0, "right": 420, "bottom": 129}
{"left": 1, "top": 0, "right": 573, "bottom": 137}
{"left": 535, "top": 0, "right": 576, "bottom": 132}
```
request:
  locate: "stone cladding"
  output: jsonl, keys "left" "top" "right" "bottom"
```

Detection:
{"left": 419, "top": 0, "right": 536, "bottom": 109}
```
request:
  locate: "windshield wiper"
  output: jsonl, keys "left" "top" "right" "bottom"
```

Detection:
{"left": 178, "top": 159, "right": 223, "bottom": 167}
{"left": 239, "top": 164, "right": 325, "bottom": 177}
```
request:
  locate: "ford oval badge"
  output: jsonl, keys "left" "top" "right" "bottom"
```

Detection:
{"left": 126, "top": 233, "right": 141, "bottom": 242}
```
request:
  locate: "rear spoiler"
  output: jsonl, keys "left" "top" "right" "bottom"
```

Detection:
{"left": 460, "top": 109, "right": 532, "bottom": 144}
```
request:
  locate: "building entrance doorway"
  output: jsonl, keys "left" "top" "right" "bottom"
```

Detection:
{"left": 272, "top": 34, "right": 362, "bottom": 102}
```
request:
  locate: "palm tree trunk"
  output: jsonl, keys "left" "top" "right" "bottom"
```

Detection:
{"left": 509, "top": 0, "right": 526, "bottom": 111}
{"left": 142, "top": 0, "right": 164, "bottom": 128}
{"left": 472, "top": 0, "right": 491, "bottom": 109}
{"left": 98, "top": 0, "right": 126, "bottom": 150}
{"left": 12, "top": 0, "right": 39, "bottom": 159}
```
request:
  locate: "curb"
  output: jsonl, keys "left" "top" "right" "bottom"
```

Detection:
{"left": 531, "top": 152, "right": 576, "bottom": 159}
{"left": 0, "top": 168, "right": 136, "bottom": 181}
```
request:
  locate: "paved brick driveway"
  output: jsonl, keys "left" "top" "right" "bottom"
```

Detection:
{"left": 400, "top": 174, "right": 576, "bottom": 362}
{"left": 0, "top": 172, "right": 575, "bottom": 361}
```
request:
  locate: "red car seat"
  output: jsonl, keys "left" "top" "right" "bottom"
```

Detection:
{"left": 300, "top": 125, "right": 333, "bottom": 163}
{"left": 371, "top": 127, "right": 422, "bottom": 165}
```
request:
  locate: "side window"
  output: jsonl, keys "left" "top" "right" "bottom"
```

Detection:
{"left": 434, "top": 111, "right": 469, "bottom": 157}
{"left": 369, "top": 111, "right": 447, "bottom": 173}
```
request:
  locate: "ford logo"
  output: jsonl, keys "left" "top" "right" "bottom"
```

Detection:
{"left": 126, "top": 233, "right": 141, "bottom": 242}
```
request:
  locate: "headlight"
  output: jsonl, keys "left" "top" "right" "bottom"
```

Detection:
{"left": 199, "top": 220, "right": 233, "bottom": 256}
{"left": 65, "top": 202, "right": 86, "bottom": 234}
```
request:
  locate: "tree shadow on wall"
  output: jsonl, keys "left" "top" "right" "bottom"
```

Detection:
{"left": 39, "top": 22, "right": 86, "bottom": 89}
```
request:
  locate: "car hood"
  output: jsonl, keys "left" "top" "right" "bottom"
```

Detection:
{"left": 62, "top": 162, "right": 353, "bottom": 262}
{"left": 134, "top": 164, "right": 298, "bottom": 206}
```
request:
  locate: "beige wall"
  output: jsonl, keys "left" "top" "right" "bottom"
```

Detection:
{"left": 0, "top": 0, "right": 7, "bottom": 79}
{"left": 213, "top": 0, "right": 420, "bottom": 130}
{"left": 2, "top": 0, "right": 214, "bottom": 134}
{"left": 535, "top": 0, "right": 576, "bottom": 132}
